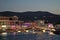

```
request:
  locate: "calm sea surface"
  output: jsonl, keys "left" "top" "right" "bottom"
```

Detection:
{"left": 0, "top": 32, "right": 60, "bottom": 40}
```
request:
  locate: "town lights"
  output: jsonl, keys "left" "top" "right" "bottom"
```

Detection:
{"left": 26, "top": 30, "right": 29, "bottom": 32}
{"left": 2, "top": 25, "right": 6, "bottom": 28}
{"left": 2, "top": 25, "right": 7, "bottom": 31}
{"left": 17, "top": 31, "right": 21, "bottom": 32}
{"left": 51, "top": 29, "right": 56, "bottom": 31}
{"left": 1, "top": 32, "right": 7, "bottom": 36}
{"left": 42, "top": 30, "right": 46, "bottom": 32}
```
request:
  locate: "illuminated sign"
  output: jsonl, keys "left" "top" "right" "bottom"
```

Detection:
{"left": 11, "top": 25, "right": 16, "bottom": 30}
{"left": 48, "top": 23, "right": 53, "bottom": 28}
{"left": 23, "top": 23, "right": 31, "bottom": 27}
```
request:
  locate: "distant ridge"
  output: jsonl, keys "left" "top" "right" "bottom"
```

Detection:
{"left": 0, "top": 11, "right": 55, "bottom": 16}
{"left": 0, "top": 11, "right": 60, "bottom": 24}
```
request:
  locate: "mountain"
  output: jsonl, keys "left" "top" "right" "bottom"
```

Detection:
{"left": 0, "top": 11, "right": 60, "bottom": 24}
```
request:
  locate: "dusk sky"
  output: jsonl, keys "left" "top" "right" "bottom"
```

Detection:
{"left": 0, "top": 0, "right": 60, "bottom": 14}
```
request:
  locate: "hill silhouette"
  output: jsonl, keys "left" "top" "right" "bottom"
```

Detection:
{"left": 0, "top": 11, "right": 60, "bottom": 24}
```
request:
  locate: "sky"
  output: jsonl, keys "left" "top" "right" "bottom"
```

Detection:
{"left": 0, "top": 0, "right": 60, "bottom": 14}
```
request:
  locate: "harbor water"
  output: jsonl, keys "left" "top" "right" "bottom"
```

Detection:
{"left": 0, "top": 32, "right": 60, "bottom": 40}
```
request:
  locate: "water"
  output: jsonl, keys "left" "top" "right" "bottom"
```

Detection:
{"left": 0, "top": 32, "right": 60, "bottom": 40}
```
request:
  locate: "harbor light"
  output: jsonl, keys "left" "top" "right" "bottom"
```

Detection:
{"left": 26, "top": 30, "right": 29, "bottom": 32}
{"left": 51, "top": 29, "right": 56, "bottom": 31}
{"left": 49, "top": 32, "right": 55, "bottom": 35}
{"left": 17, "top": 31, "right": 21, "bottom": 32}
{"left": 1, "top": 32, "right": 7, "bottom": 36}
{"left": 2, "top": 25, "right": 7, "bottom": 31}
{"left": 2, "top": 25, "right": 6, "bottom": 28}
{"left": 42, "top": 30, "right": 46, "bottom": 32}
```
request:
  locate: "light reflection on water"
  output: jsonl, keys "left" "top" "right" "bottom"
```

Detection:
{"left": 0, "top": 32, "right": 60, "bottom": 40}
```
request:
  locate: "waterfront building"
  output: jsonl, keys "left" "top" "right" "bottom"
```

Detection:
{"left": 0, "top": 16, "right": 24, "bottom": 32}
{"left": 34, "top": 20, "right": 45, "bottom": 27}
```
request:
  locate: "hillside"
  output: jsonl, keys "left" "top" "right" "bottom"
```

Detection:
{"left": 0, "top": 11, "right": 60, "bottom": 24}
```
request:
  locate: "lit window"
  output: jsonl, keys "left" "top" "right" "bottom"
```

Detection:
{"left": 2, "top": 25, "right": 6, "bottom": 28}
